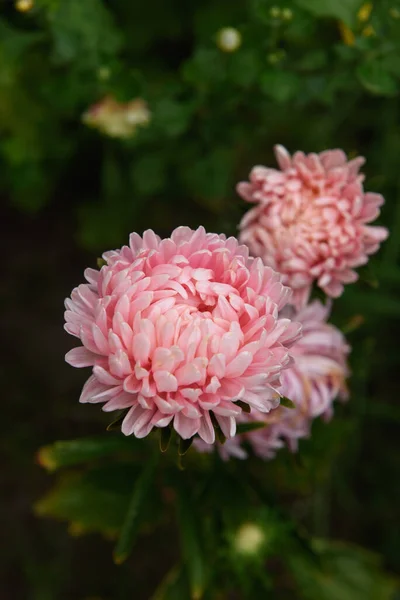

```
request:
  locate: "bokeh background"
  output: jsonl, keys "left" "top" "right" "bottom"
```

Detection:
{"left": 1, "top": 0, "right": 400, "bottom": 598}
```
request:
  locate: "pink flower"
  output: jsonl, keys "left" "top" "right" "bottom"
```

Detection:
{"left": 195, "top": 299, "right": 349, "bottom": 459}
{"left": 238, "top": 145, "right": 388, "bottom": 308}
{"left": 64, "top": 227, "right": 301, "bottom": 444}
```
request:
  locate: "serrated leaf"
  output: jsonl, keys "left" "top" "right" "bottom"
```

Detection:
{"left": 295, "top": 0, "right": 363, "bottom": 26}
{"left": 175, "top": 477, "right": 207, "bottom": 600}
{"left": 236, "top": 421, "right": 269, "bottom": 435}
{"left": 280, "top": 397, "right": 296, "bottom": 409}
{"left": 114, "top": 453, "right": 159, "bottom": 564}
{"left": 36, "top": 435, "right": 137, "bottom": 472}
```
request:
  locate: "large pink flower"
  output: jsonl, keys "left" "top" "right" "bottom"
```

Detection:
{"left": 195, "top": 299, "right": 349, "bottom": 459}
{"left": 64, "top": 227, "right": 301, "bottom": 444}
{"left": 238, "top": 146, "right": 388, "bottom": 308}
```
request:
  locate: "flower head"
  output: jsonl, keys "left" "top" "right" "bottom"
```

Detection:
{"left": 65, "top": 227, "right": 301, "bottom": 444}
{"left": 82, "top": 96, "right": 150, "bottom": 139}
{"left": 238, "top": 145, "right": 388, "bottom": 308}
{"left": 196, "top": 299, "right": 349, "bottom": 458}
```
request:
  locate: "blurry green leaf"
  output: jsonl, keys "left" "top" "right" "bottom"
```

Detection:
{"left": 296, "top": 50, "right": 328, "bottom": 71}
{"left": 228, "top": 50, "right": 261, "bottom": 87}
{"left": 114, "top": 453, "right": 159, "bottom": 564}
{"left": 37, "top": 435, "right": 137, "bottom": 472}
{"left": 357, "top": 61, "right": 398, "bottom": 96}
{"left": 132, "top": 153, "right": 167, "bottom": 194}
{"left": 153, "top": 98, "right": 194, "bottom": 138}
{"left": 260, "top": 70, "right": 301, "bottom": 102}
{"left": 182, "top": 147, "right": 234, "bottom": 205}
{"left": 45, "top": 0, "right": 121, "bottom": 68}
{"left": 236, "top": 421, "right": 268, "bottom": 435}
{"left": 35, "top": 464, "right": 138, "bottom": 535}
{"left": 175, "top": 477, "right": 207, "bottom": 600}
{"left": 151, "top": 565, "right": 190, "bottom": 600}
{"left": 290, "top": 539, "right": 399, "bottom": 600}
{"left": 182, "top": 49, "right": 226, "bottom": 86}
{"left": 295, "top": 0, "right": 363, "bottom": 26}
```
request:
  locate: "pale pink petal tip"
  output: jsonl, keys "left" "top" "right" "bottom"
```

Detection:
{"left": 238, "top": 146, "right": 389, "bottom": 309}
{"left": 64, "top": 226, "right": 301, "bottom": 444}
{"left": 195, "top": 299, "right": 350, "bottom": 461}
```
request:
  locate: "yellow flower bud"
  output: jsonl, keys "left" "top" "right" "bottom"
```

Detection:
{"left": 339, "top": 21, "right": 355, "bottom": 46}
{"left": 15, "top": 0, "right": 33, "bottom": 12}
{"left": 234, "top": 523, "right": 265, "bottom": 556}
{"left": 362, "top": 24, "right": 376, "bottom": 37}
{"left": 282, "top": 8, "right": 293, "bottom": 21}
{"left": 216, "top": 27, "right": 242, "bottom": 53}
{"left": 358, "top": 2, "right": 373, "bottom": 22}
{"left": 270, "top": 6, "right": 281, "bottom": 19}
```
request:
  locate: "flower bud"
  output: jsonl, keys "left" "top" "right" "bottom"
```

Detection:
{"left": 216, "top": 27, "right": 242, "bottom": 53}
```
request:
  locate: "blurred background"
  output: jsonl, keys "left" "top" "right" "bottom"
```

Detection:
{"left": 1, "top": 0, "right": 400, "bottom": 598}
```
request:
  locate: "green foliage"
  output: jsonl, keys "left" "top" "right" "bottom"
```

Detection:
{"left": 2, "top": 0, "right": 400, "bottom": 247}
{"left": 295, "top": 0, "right": 364, "bottom": 26}
{"left": 35, "top": 464, "right": 138, "bottom": 536}
{"left": 2, "top": 0, "right": 399, "bottom": 597}
{"left": 290, "top": 539, "right": 399, "bottom": 600}
{"left": 36, "top": 434, "right": 139, "bottom": 471}
{"left": 114, "top": 452, "right": 159, "bottom": 564}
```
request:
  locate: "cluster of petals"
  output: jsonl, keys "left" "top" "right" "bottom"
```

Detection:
{"left": 238, "top": 145, "right": 388, "bottom": 308}
{"left": 64, "top": 227, "right": 302, "bottom": 444}
{"left": 195, "top": 300, "right": 349, "bottom": 459}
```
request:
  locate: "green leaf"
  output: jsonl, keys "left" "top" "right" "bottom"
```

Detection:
{"left": 260, "top": 70, "right": 301, "bottom": 103}
{"left": 106, "top": 411, "right": 128, "bottom": 431}
{"left": 228, "top": 50, "right": 261, "bottom": 88}
{"left": 153, "top": 98, "right": 194, "bottom": 138}
{"left": 357, "top": 62, "right": 398, "bottom": 97}
{"left": 160, "top": 426, "right": 173, "bottom": 453}
{"left": 236, "top": 421, "right": 269, "bottom": 435}
{"left": 151, "top": 564, "right": 190, "bottom": 600}
{"left": 113, "top": 452, "right": 159, "bottom": 564}
{"left": 96, "top": 257, "right": 107, "bottom": 268}
{"left": 35, "top": 464, "right": 138, "bottom": 536}
{"left": 175, "top": 478, "right": 207, "bottom": 599}
{"left": 280, "top": 397, "right": 296, "bottom": 409}
{"left": 36, "top": 435, "right": 137, "bottom": 472}
{"left": 289, "top": 539, "right": 399, "bottom": 600}
{"left": 178, "top": 436, "right": 194, "bottom": 456}
{"left": 132, "top": 153, "right": 167, "bottom": 195}
{"left": 182, "top": 147, "right": 234, "bottom": 204}
{"left": 295, "top": 0, "right": 363, "bottom": 26}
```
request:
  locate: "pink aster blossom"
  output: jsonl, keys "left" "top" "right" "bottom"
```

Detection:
{"left": 64, "top": 227, "right": 301, "bottom": 444}
{"left": 238, "top": 145, "right": 388, "bottom": 308}
{"left": 195, "top": 299, "right": 349, "bottom": 459}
